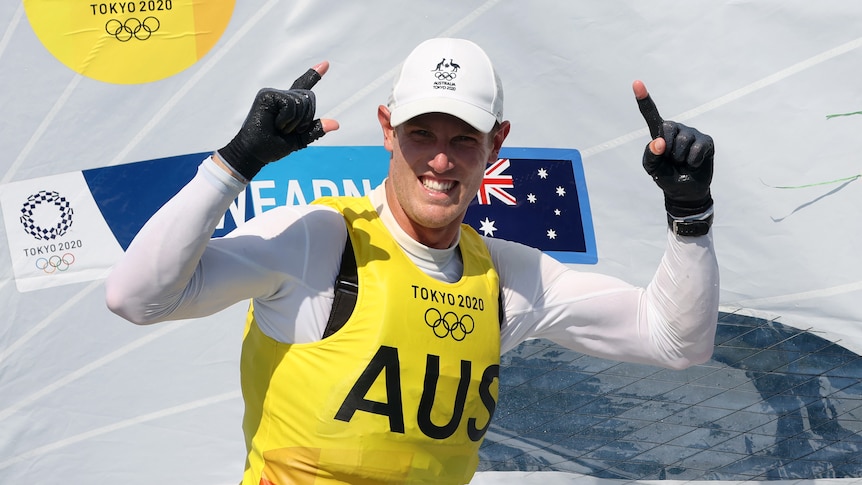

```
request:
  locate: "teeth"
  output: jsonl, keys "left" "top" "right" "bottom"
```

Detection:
{"left": 422, "top": 178, "right": 454, "bottom": 192}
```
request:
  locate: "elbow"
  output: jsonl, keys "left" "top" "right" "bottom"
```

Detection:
{"left": 689, "top": 345, "right": 715, "bottom": 367}
{"left": 105, "top": 279, "right": 157, "bottom": 326}
{"left": 660, "top": 343, "right": 715, "bottom": 370}
{"left": 649, "top": 304, "right": 719, "bottom": 371}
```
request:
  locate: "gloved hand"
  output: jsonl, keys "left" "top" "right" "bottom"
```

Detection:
{"left": 634, "top": 80, "right": 714, "bottom": 219}
{"left": 218, "top": 64, "right": 332, "bottom": 180}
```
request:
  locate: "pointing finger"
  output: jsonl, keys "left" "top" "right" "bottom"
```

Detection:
{"left": 320, "top": 118, "right": 340, "bottom": 134}
{"left": 291, "top": 61, "right": 329, "bottom": 90}
{"left": 633, "top": 80, "right": 663, "bottom": 139}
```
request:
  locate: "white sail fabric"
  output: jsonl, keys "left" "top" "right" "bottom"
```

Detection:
{"left": 1, "top": 1, "right": 860, "bottom": 483}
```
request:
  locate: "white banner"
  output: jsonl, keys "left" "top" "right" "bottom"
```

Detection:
{"left": 0, "top": 172, "right": 124, "bottom": 292}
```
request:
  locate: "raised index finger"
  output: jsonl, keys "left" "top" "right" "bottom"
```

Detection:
{"left": 633, "top": 80, "right": 663, "bottom": 139}
{"left": 290, "top": 61, "right": 329, "bottom": 90}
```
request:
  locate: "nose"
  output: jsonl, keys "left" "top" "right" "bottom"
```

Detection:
{"left": 428, "top": 150, "right": 454, "bottom": 173}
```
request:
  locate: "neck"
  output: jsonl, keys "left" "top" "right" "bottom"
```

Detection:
{"left": 369, "top": 183, "right": 464, "bottom": 283}
{"left": 402, "top": 219, "right": 459, "bottom": 249}
{"left": 382, "top": 180, "right": 461, "bottom": 250}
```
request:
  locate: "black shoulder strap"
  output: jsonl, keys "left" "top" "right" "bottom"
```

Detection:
{"left": 323, "top": 235, "right": 358, "bottom": 338}
{"left": 497, "top": 290, "right": 505, "bottom": 328}
{"left": 323, "top": 236, "right": 505, "bottom": 338}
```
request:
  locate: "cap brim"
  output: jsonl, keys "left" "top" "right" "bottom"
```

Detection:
{"left": 389, "top": 97, "right": 498, "bottom": 133}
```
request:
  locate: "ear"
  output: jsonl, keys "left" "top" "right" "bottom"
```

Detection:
{"left": 489, "top": 120, "right": 511, "bottom": 161}
{"left": 377, "top": 105, "right": 396, "bottom": 152}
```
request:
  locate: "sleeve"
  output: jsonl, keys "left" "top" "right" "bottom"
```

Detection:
{"left": 104, "top": 156, "right": 345, "bottom": 329}
{"left": 491, "top": 229, "right": 719, "bottom": 370}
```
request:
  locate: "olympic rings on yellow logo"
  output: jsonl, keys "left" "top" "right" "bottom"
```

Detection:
{"left": 105, "top": 17, "right": 160, "bottom": 42}
{"left": 424, "top": 307, "right": 475, "bottom": 341}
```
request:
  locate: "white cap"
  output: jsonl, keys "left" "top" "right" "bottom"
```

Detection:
{"left": 388, "top": 38, "right": 504, "bottom": 133}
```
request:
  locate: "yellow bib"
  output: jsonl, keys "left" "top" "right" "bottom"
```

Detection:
{"left": 240, "top": 196, "right": 501, "bottom": 485}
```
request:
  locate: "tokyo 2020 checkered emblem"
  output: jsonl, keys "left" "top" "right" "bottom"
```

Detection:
{"left": 19, "top": 190, "right": 74, "bottom": 241}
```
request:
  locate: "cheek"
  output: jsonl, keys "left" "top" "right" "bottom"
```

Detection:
{"left": 397, "top": 140, "right": 435, "bottom": 168}
{"left": 454, "top": 161, "right": 488, "bottom": 200}
{"left": 390, "top": 135, "right": 423, "bottom": 168}
{"left": 461, "top": 149, "right": 495, "bottom": 180}
{"left": 389, "top": 149, "right": 419, "bottom": 181}
{"left": 462, "top": 167, "right": 487, "bottom": 193}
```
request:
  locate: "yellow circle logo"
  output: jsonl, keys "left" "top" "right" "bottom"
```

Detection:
{"left": 24, "top": 0, "right": 235, "bottom": 85}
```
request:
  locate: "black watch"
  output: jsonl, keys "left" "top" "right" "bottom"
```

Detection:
{"left": 667, "top": 213, "right": 713, "bottom": 237}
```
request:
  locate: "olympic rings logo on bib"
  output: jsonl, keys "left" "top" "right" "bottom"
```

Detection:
{"left": 425, "top": 308, "right": 475, "bottom": 341}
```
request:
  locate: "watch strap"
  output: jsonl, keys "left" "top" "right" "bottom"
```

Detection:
{"left": 667, "top": 212, "right": 713, "bottom": 237}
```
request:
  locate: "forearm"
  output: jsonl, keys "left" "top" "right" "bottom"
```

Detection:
{"left": 105, "top": 155, "right": 245, "bottom": 324}
{"left": 640, "top": 230, "right": 719, "bottom": 368}
{"left": 499, "top": 231, "right": 719, "bottom": 369}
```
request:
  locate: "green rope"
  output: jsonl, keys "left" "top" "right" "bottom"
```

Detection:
{"left": 762, "top": 111, "right": 862, "bottom": 188}
{"left": 826, "top": 110, "right": 862, "bottom": 119}
{"left": 761, "top": 174, "right": 860, "bottom": 189}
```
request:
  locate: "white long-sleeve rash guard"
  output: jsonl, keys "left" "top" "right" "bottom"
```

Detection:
{"left": 105, "top": 155, "right": 720, "bottom": 368}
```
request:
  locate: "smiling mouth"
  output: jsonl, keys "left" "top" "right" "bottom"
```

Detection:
{"left": 421, "top": 177, "right": 456, "bottom": 193}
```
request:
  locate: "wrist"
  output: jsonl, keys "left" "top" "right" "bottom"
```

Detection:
{"left": 202, "top": 155, "right": 249, "bottom": 195}
{"left": 665, "top": 192, "right": 713, "bottom": 219}
{"left": 212, "top": 152, "right": 250, "bottom": 183}
{"left": 667, "top": 206, "right": 714, "bottom": 237}
{"left": 217, "top": 140, "right": 265, "bottom": 181}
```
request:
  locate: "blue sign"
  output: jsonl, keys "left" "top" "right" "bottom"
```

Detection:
{"left": 84, "top": 146, "right": 596, "bottom": 264}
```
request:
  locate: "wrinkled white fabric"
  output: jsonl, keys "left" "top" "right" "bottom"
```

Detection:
{"left": 106, "top": 155, "right": 719, "bottom": 368}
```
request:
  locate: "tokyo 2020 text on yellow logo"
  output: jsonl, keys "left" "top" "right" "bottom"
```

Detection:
{"left": 24, "top": 0, "right": 235, "bottom": 84}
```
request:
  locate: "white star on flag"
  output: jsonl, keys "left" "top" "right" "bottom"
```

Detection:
{"left": 477, "top": 158, "right": 516, "bottom": 205}
{"left": 479, "top": 217, "right": 497, "bottom": 236}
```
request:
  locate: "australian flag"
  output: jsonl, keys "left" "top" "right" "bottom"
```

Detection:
{"left": 463, "top": 150, "right": 595, "bottom": 264}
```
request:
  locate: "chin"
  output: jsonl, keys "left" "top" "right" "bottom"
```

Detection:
{"left": 421, "top": 208, "right": 466, "bottom": 229}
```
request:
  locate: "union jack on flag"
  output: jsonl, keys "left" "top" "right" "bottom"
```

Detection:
{"left": 464, "top": 148, "right": 596, "bottom": 263}
{"left": 477, "top": 158, "right": 516, "bottom": 205}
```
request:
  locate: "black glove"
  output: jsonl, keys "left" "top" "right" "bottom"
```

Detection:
{"left": 637, "top": 93, "right": 714, "bottom": 219}
{"left": 218, "top": 68, "right": 327, "bottom": 180}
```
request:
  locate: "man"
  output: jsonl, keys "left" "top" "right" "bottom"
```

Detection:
{"left": 106, "top": 38, "right": 719, "bottom": 485}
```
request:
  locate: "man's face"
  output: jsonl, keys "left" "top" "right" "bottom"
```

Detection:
{"left": 379, "top": 107, "right": 509, "bottom": 248}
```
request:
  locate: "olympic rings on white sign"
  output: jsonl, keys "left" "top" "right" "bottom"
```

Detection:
{"left": 35, "top": 253, "right": 76, "bottom": 274}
